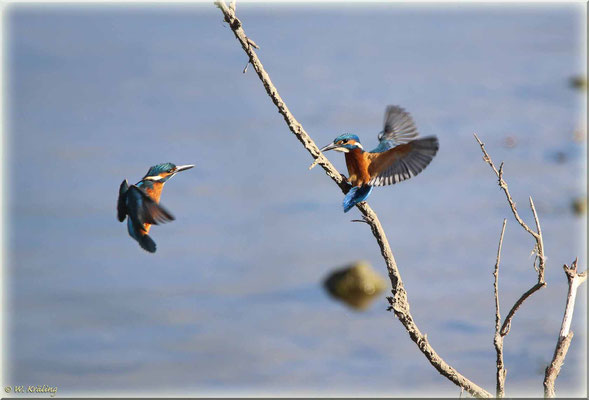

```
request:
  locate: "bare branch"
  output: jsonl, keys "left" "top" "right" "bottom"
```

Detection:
{"left": 529, "top": 196, "right": 546, "bottom": 282}
{"left": 499, "top": 282, "right": 545, "bottom": 336}
{"left": 216, "top": 2, "right": 492, "bottom": 397}
{"left": 493, "top": 219, "right": 507, "bottom": 397}
{"left": 475, "top": 134, "right": 547, "bottom": 338}
{"left": 215, "top": 0, "right": 349, "bottom": 193}
{"left": 544, "top": 259, "right": 587, "bottom": 397}
{"left": 473, "top": 134, "right": 539, "bottom": 240}
{"left": 477, "top": 130, "right": 582, "bottom": 396}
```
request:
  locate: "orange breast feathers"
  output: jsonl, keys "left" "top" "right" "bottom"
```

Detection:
{"left": 366, "top": 142, "right": 413, "bottom": 178}
{"left": 144, "top": 182, "right": 164, "bottom": 203}
{"left": 140, "top": 183, "right": 164, "bottom": 234}
{"left": 345, "top": 148, "right": 371, "bottom": 186}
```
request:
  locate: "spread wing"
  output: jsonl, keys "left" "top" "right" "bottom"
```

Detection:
{"left": 117, "top": 179, "right": 129, "bottom": 222}
{"left": 126, "top": 185, "right": 175, "bottom": 228}
{"left": 367, "top": 136, "right": 439, "bottom": 186}
{"left": 371, "top": 106, "right": 420, "bottom": 153}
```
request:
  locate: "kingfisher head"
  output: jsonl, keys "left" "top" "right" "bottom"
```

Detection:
{"left": 142, "top": 162, "right": 194, "bottom": 183}
{"left": 320, "top": 134, "right": 363, "bottom": 153}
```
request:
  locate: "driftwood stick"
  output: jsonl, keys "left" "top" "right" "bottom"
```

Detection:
{"left": 215, "top": 2, "right": 492, "bottom": 397}
{"left": 543, "top": 259, "right": 587, "bottom": 397}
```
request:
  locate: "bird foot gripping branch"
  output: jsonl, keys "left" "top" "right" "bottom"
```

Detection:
{"left": 317, "top": 105, "right": 439, "bottom": 212}
{"left": 117, "top": 163, "right": 194, "bottom": 253}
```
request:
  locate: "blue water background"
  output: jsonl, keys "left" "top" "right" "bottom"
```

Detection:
{"left": 5, "top": 3, "right": 587, "bottom": 397}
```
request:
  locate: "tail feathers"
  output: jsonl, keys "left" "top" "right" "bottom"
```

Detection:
{"left": 137, "top": 234, "right": 157, "bottom": 253}
{"left": 343, "top": 186, "right": 373, "bottom": 213}
{"left": 127, "top": 218, "right": 157, "bottom": 253}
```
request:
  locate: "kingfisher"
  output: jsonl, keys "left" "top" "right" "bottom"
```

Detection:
{"left": 320, "top": 106, "right": 439, "bottom": 212}
{"left": 117, "top": 162, "right": 194, "bottom": 253}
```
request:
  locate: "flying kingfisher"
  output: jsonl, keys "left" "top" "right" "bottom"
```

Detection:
{"left": 117, "top": 162, "right": 194, "bottom": 253}
{"left": 320, "top": 106, "right": 439, "bottom": 212}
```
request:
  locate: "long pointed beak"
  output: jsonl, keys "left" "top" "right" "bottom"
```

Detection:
{"left": 175, "top": 164, "right": 194, "bottom": 172}
{"left": 320, "top": 143, "right": 338, "bottom": 152}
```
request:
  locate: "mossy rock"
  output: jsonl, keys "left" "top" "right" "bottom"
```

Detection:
{"left": 570, "top": 76, "right": 587, "bottom": 90}
{"left": 323, "top": 261, "right": 387, "bottom": 310}
{"left": 572, "top": 196, "right": 587, "bottom": 215}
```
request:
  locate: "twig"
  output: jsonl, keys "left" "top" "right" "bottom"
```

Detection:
{"left": 543, "top": 259, "right": 587, "bottom": 397}
{"left": 499, "top": 282, "right": 545, "bottom": 336}
{"left": 474, "top": 134, "right": 539, "bottom": 241}
{"left": 216, "top": 2, "right": 492, "bottom": 397}
{"left": 474, "top": 134, "right": 547, "bottom": 337}
{"left": 529, "top": 196, "right": 546, "bottom": 282}
{"left": 215, "top": 0, "right": 349, "bottom": 193}
{"left": 493, "top": 219, "right": 507, "bottom": 397}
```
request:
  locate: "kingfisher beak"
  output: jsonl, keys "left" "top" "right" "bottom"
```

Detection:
{"left": 320, "top": 143, "right": 338, "bottom": 152}
{"left": 175, "top": 164, "right": 195, "bottom": 173}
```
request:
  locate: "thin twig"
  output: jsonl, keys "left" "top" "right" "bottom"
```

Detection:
{"left": 215, "top": 0, "right": 349, "bottom": 193}
{"left": 474, "top": 134, "right": 539, "bottom": 240}
{"left": 529, "top": 196, "right": 546, "bottom": 282}
{"left": 493, "top": 219, "right": 507, "bottom": 397}
{"left": 216, "top": 2, "right": 492, "bottom": 397}
{"left": 543, "top": 259, "right": 587, "bottom": 397}
{"left": 499, "top": 282, "right": 545, "bottom": 336}
{"left": 474, "top": 134, "right": 547, "bottom": 337}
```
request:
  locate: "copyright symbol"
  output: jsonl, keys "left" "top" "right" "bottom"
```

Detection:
{"left": 4, "top": 386, "right": 11, "bottom": 393}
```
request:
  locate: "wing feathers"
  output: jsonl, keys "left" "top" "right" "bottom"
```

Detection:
{"left": 117, "top": 179, "right": 129, "bottom": 222}
{"left": 127, "top": 185, "right": 175, "bottom": 227}
{"left": 368, "top": 136, "right": 439, "bottom": 187}
{"left": 376, "top": 106, "right": 420, "bottom": 150}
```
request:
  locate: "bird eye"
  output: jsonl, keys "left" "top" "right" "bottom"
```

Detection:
{"left": 343, "top": 139, "right": 349, "bottom": 144}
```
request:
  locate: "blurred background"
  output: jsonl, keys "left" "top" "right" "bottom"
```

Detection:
{"left": 4, "top": 3, "right": 586, "bottom": 397}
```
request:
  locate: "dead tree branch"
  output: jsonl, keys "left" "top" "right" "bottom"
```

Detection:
{"left": 476, "top": 135, "right": 585, "bottom": 396}
{"left": 474, "top": 134, "right": 547, "bottom": 337}
{"left": 543, "top": 259, "right": 587, "bottom": 397}
{"left": 493, "top": 219, "right": 507, "bottom": 398}
{"left": 215, "top": 1, "right": 492, "bottom": 397}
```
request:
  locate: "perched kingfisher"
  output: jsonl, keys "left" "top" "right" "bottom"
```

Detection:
{"left": 117, "top": 162, "right": 194, "bottom": 253}
{"left": 320, "top": 106, "right": 439, "bottom": 212}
